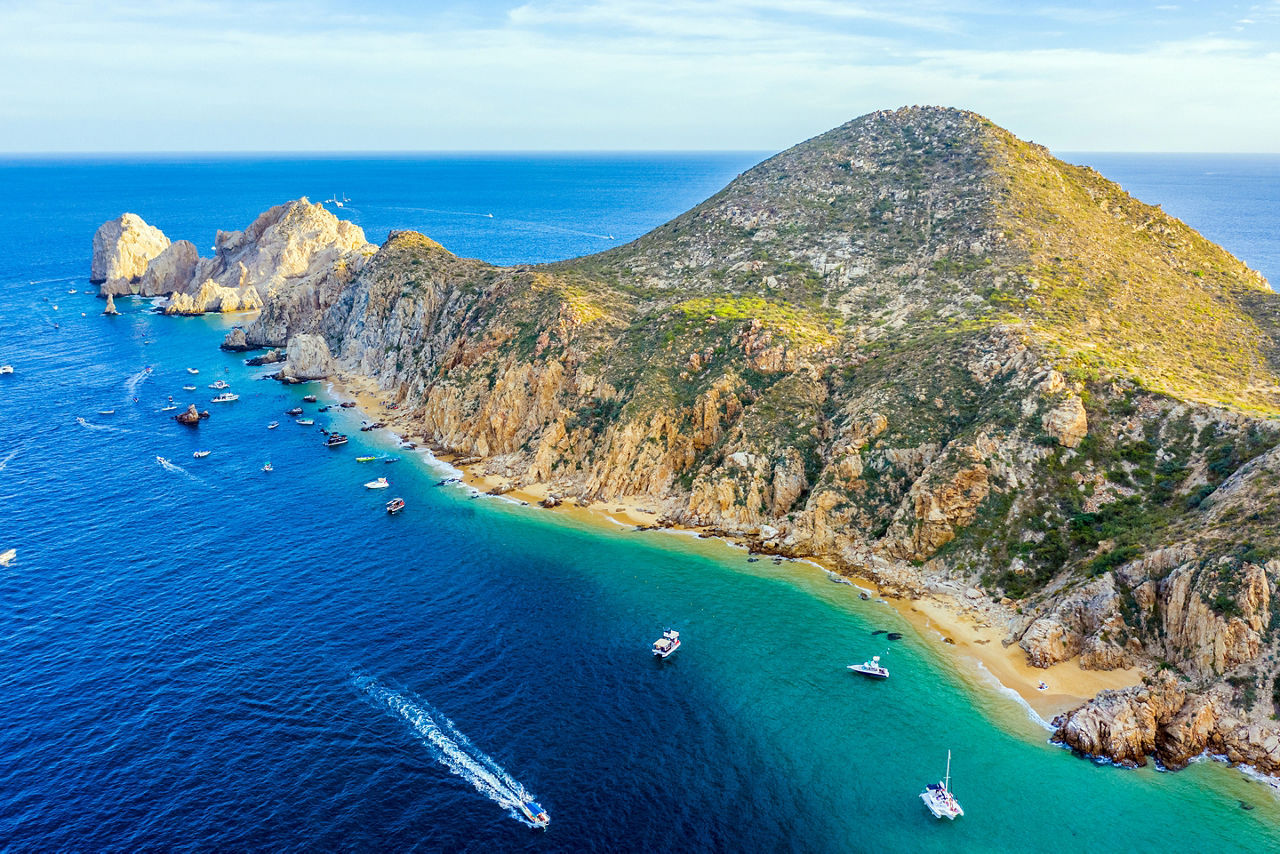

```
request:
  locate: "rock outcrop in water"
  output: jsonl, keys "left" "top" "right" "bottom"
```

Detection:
{"left": 88, "top": 199, "right": 374, "bottom": 319}
{"left": 174, "top": 404, "right": 208, "bottom": 425}
{"left": 122, "top": 106, "right": 1280, "bottom": 776}
{"left": 91, "top": 214, "right": 171, "bottom": 295}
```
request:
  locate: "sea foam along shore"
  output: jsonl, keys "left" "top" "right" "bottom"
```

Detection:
{"left": 321, "top": 369, "right": 1146, "bottom": 726}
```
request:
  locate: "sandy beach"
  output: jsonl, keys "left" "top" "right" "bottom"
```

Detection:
{"left": 323, "top": 369, "right": 1144, "bottom": 724}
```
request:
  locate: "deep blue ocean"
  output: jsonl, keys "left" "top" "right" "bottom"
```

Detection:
{"left": 1, "top": 153, "right": 1278, "bottom": 853}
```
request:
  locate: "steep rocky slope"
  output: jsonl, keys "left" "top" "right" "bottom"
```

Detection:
{"left": 97, "top": 106, "right": 1280, "bottom": 776}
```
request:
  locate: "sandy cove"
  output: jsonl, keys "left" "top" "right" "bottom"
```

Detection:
{"left": 323, "top": 369, "right": 1144, "bottom": 724}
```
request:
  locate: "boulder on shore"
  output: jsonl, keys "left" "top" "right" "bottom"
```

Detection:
{"left": 174, "top": 404, "right": 209, "bottom": 425}
{"left": 91, "top": 214, "right": 171, "bottom": 295}
{"left": 280, "top": 334, "right": 334, "bottom": 381}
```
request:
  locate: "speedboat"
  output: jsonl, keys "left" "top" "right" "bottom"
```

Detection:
{"left": 182, "top": 385, "right": 197, "bottom": 391}
{"left": 209, "top": 380, "right": 229, "bottom": 390}
{"left": 98, "top": 409, "right": 115, "bottom": 415}
{"left": 652, "top": 629, "right": 681, "bottom": 658}
{"left": 192, "top": 450, "right": 210, "bottom": 459}
{"left": 187, "top": 368, "right": 199, "bottom": 374}
{"left": 285, "top": 407, "right": 303, "bottom": 416}
{"left": 385, "top": 497, "right": 406, "bottom": 514}
{"left": 0, "top": 365, "right": 13, "bottom": 375}
{"left": 161, "top": 405, "right": 178, "bottom": 412}
{"left": 848, "top": 655, "right": 889, "bottom": 679}
{"left": 267, "top": 421, "right": 279, "bottom": 429}
{"left": 920, "top": 751, "right": 964, "bottom": 819}
{"left": 302, "top": 394, "right": 317, "bottom": 403}
{"left": 211, "top": 392, "right": 239, "bottom": 403}
{"left": 325, "top": 433, "right": 348, "bottom": 447}
{"left": 356, "top": 455, "right": 377, "bottom": 462}
{"left": 383, "top": 456, "right": 400, "bottom": 464}
{"left": 364, "top": 477, "right": 389, "bottom": 489}
{"left": 519, "top": 801, "right": 550, "bottom": 829}
{"left": 296, "top": 418, "right": 315, "bottom": 426}
{"left": 262, "top": 462, "right": 273, "bottom": 472}
{"left": 156, "top": 455, "right": 170, "bottom": 466}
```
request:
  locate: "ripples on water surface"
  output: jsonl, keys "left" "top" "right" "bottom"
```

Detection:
{"left": 0, "top": 155, "right": 1278, "bottom": 851}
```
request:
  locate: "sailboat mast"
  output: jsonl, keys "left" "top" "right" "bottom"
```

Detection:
{"left": 944, "top": 750, "right": 951, "bottom": 790}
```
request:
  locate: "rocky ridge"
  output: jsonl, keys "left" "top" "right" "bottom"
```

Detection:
{"left": 115, "top": 107, "right": 1280, "bottom": 778}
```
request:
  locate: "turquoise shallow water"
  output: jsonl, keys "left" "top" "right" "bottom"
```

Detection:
{"left": 1, "top": 155, "right": 1279, "bottom": 851}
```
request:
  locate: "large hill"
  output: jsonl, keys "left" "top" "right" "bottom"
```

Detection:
{"left": 99, "top": 106, "right": 1280, "bottom": 775}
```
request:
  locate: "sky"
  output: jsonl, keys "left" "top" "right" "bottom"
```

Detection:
{"left": 1, "top": 0, "right": 1278, "bottom": 153}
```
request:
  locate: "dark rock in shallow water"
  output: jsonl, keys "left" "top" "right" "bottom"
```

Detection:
{"left": 245, "top": 348, "right": 283, "bottom": 366}
{"left": 174, "top": 404, "right": 208, "bottom": 425}
{"left": 886, "top": 632, "right": 903, "bottom": 640}
{"left": 221, "top": 327, "right": 252, "bottom": 351}
{"left": 871, "top": 630, "right": 887, "bottom": 636}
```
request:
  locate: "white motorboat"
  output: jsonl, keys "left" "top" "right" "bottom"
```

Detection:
{"left": 262, "top": 462, "right": 273, "bottom": 472}
{"left": 385, "top": 497, "right": 406, "bottom": 514}
{"left": 187, "top": 368, "right": 199, "bottom": 374}
{"left": 182, "top": 385, "right": 197, "bottom": 391}
{"left": 0, "top": 365, "right": 13, "bottom": 375}
{"left": 652, "top": 629, "right": 681, "bottom": 658}
{"left": 209, "top": 380, "right": 229, "bottom": 390}
{"left": 210, "top": 392, "right": 239, "bottom": 403}
{"left": 98, "top": 409, "right": 115, "bottom": 415}
{"left": 296, "top": 418, "right": 314, "bottom": 426}
{"left": 848, "top": 655, "right": 889, "bottom": 679}
{"left": 161, "top": 405, "right": 178, "bottom": 412}
{"left": 267, "top": 421, "right": 279, "bottom": 430}
{"left": 193, "top": 450, "right": 211, "bottom": 458}
{"left": 364, "top": 477, "right": 389, "bottom": 489}
{"left": 920, "top": 751, "right": 964, "bottom": 819}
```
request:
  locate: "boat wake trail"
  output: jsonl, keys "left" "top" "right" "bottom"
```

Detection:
{"left": 0, "top": 445, "right": 21, "bottom": 472}
{"left": 154, "top": 455, "right": 212, "bottom": 488}
{"left": 124, "top": 366, "right": 151, "bottom": 396}
{"left": 76, "top": 416, "right": 129, "bottom": 434}
{"left": 353, "top": 673, "right": 544, "bottom": 827}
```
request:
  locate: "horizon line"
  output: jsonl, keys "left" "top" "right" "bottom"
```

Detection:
{"left": 3, "top": 149, "right": 1280, "bottom": 160}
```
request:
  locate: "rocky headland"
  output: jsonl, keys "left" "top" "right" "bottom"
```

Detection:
{"left": 89, "top": 199, "right": 375, "bottom": 321}
{"left": 93, "top": 106, "right": 1280, "bottom": 778}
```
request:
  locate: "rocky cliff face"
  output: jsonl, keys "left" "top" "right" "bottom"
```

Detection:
{"left": 91, "top": 214, "right": 171, "bottom": 295}
{"left": 124, "top": 106, "right": 1280, "bottom": 775}
{"left": 88, "top": 199, "right": 373, "bottom": 321}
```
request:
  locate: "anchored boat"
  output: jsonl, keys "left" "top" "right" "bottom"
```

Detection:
{"left": 364, "top": 477, "right": 389, "bottom": 489}
{"left": 385, "top": 497, "right": 405, "bottom": 514}
{"left": 920, "top": 751, "right": 964, "bottom": 820}
{"left": 652, "top": 629, "right": 681, "bottom": 658}
{"left": 211, "top": 392, "right": 239, "bottom": 403}
{"left": 848, "top": 655, "right": 889, "bottom": 679}
{"left": 325, "top": 433, "right": 348, "bottom": 447}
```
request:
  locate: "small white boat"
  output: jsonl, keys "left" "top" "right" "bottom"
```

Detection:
{"left": 210, "top": 392, "right": 239, "bottom": 403}
{"left": 267, "top": 421, "right": 279, "bottom": 430}
{"left": 386, "top": 497, "right": 406, "bottom": 514}
{"left": 209, "top": 380, "right": 229, "bottom": 390}
{"left": 262, "top": 462, "right": 273, "bottom": 472}
{"left": 193, "top": 450, "right": 211, "bottom": 459}
{"left": 364, "top": 477, "right": 389, "bottom": 489}
{"left": 296, "top": 418, "right": 314, "bottom": 426}
{"left": 920, "top": 751, "right": 964, "bottom": 820}
{"left": 0, "top": 365, "right": 13, "bottom": 375}
{"left": 519, "top": 801, "right": 550, "bottom": 829}
{"left": 98, "top": 409, "right": 115, "bottom": 415}
{"left": 161, "top": 405, "right": 178, "bottom": 412}
{"left": 652, "top": 629, "right": 681, "bottom": 658}
{"left": 182, "top": 385, "right": 197, "bottom": 391}
{"left": 848, "top": 655, "right": 889, "bottom": 679}
{"left": 187, "top": 368, "right": 199, "bottom": 375}
{"left": 0, "top": 548, "right": 15, "bottom": 567}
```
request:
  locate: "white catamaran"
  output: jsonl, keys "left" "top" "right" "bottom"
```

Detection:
{"left": 920, "top": 750, "right": 964, "bottom": 819}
